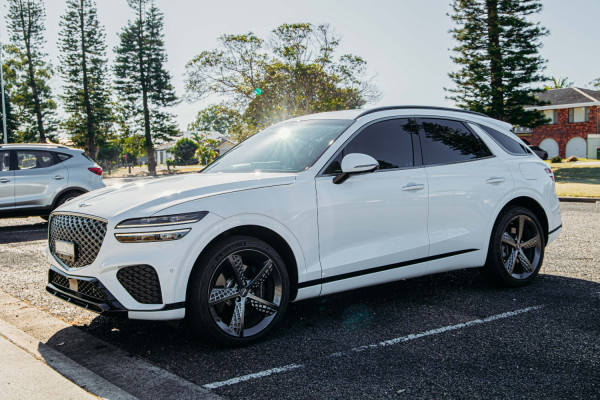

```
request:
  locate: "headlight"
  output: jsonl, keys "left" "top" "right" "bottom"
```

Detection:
{"left": 116, "top": 211, "right": 208, "bottom": 228}
{"left": 115, "top": 229, "right": 191, "bottom": 243}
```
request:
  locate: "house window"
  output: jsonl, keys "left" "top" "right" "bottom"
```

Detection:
{"left": 543, "top": 110, "right": 558, "bottom": 124}
{"left": 568, "top": 107, "right": 589, "bottom": 123}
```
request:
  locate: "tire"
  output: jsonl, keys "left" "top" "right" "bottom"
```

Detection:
{"left": 187, "top": 235, "right": 289, "bottom": 346}
{"left": 482, "top": 206, "right": 545, "bottom": 287}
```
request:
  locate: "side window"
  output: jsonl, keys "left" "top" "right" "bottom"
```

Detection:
{"left": 0, "top": 151, "right": 10, "bottom": 171}
{"left": 323, "top": 119, "right": 415, "bottom": 175}
{"left": 419, "top": 118, "right": 492, "bottom": 165}
{"left": 17, "top": 151, "right": 56, "bottom": 170}
{"left": 56, "top": 153, "right": 72, "bottom": 163}
{"left": 478, "top": 124, "right": 530, "bottom": 155}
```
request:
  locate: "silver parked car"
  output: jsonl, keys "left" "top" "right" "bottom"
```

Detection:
{"left": 0, "top": 144, "right": 105, "bottom": 218}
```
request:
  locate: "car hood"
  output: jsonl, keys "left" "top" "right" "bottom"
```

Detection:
{"left": 55, "top": 172, "right": 297, "bottom": 221}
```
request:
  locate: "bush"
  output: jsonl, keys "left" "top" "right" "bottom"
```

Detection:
{"left": 171, "top": 138, "right": 199, "bottom": 164}
{"left": 550, "top": 156, "right": 562, "bottom": 163}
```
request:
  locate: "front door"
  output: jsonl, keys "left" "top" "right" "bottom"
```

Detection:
{"left": 315, "top": 118, "right": 430, "bottom": 295}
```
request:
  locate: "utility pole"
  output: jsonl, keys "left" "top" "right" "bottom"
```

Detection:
{"left": 0, "top": 26, "right": 7, "bottom": 144}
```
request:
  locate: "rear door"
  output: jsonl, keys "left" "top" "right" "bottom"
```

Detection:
{"left": 14, "top": 150, "right": 68, "bottom": 210}
{"left": 417, "top": 118, "right": 514, "bottom": 274}
{"left": 315, "top": 118, "right": 430, "bottom": 295}
{"left": 0, "top": 150, "right": 14, "bottom": 211}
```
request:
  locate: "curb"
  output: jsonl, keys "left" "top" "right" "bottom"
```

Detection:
{"left": 558, "top": 197, "right": 600, "bottom": 203}
{"left": 0, "top": 291, "right": 221, "bottom": 400}
{"left": 0, "top": 318, "right": 136, "bottom": 400}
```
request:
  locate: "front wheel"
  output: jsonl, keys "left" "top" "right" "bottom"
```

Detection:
{"left": 482, "top": 206, "right": 545, "bottom": 287}
{"left": 187, "top": 236, "right": 289, "bottom": 346}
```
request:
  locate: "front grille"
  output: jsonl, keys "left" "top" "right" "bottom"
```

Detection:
{"left": 49, "top": 213, "right": 107, "bottom": 269}
{"left": 49, "top": 269, "right": 107, "bottom": 302}
{"left": 117, "top": 265, "right": 163, "bottom": 304}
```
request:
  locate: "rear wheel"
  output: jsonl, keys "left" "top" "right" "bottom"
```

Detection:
{"left": 187, "top": 236, "right": 289, "bottom": 346}
{"left": 482, "top": 206, "right": 545, "bottom": 287}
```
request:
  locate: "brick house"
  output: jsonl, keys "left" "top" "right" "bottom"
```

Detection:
{"left": 516, "top": 87, "right": 600, "bottom": 159}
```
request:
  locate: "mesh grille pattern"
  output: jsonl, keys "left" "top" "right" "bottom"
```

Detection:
{"left": 49, "top": 214, "right": 107, "bottom": 269}
{"left": 49, "top": 270, "right": 107, "bottom": 302}
{"left": 117, "top": 265, "right": 162, "bottom": 304}
{"left": 49, "top": 270, "right": 69, "bottom": 288}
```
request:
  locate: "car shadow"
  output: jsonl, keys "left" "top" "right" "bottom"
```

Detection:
{"left": 39, "top": 270, "right": 600, "bottom": 396}
{"left": 0, "top": 222, "right": 47, "bottom": 244}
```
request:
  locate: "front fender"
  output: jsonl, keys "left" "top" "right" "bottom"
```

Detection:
{"left": 171, "top": 213, "right": 308, "bottom": 303}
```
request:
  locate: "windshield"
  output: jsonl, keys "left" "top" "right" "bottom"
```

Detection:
{"left": 203, "top": 119, "right": 353, "bottom": 173}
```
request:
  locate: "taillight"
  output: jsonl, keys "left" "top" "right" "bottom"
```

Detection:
{"left": 88, "top": 167, "right": 103, "bottom": 176}
{"left": 544, "top": 167, "right": 554, "bottom": 181}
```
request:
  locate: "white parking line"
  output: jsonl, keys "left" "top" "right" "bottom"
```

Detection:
{"left": 204, "top": 364, "right": 304, "bottom": 389}
{"left": 202, "top": 305, "right": 543, "bottom": 389}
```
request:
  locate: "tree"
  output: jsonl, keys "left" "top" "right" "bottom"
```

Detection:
{"left": 0, "top": 60, "right": 19, "bottom": 142}
{"left": 5, "top": 0, "right": 56, "bottom": 142}
{"left": 170, "top": 137, "right": 198, "bottom": 164}
{"left": 447, "top": 0, "right": 548, "bottom": 128}
{"left": 114, "top": 0, "right": 178, "bottom": 175}
{"left": 58, "top": 0, "right": 112, "bottom": 160}
{"left": 545, "top": 76, "right": 573, "bottom": 90}
{"left": 188, "top": 104, "right": 242, "bottom": 136}
{"left": 190, "top": 132, "right": 218, "bottom": 165}
{"left": 185, "top": 23, "right": 379, "bottom": 138}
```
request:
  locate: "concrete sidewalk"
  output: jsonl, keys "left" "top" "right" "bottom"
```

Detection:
{"left": 0, "top": 316, "right": 136, "bottom": 400}
{"left": 0, "top": 335, "right": 98, "bottom": 400}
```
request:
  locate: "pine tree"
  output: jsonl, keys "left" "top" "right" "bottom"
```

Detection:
{"left": 1, "top": 60, "right": 19, "bottom": 143}
{"left": 447, "top": 0, "right": 548, "bottom": 128}
{"left": 5, "top": 0, "right": 56, "bottom": 142}
{"left": 58, "top": 0, "right": 112, "bottom": 160}
{"left": 114, "top": 0, "right": 178, "bottom": 175}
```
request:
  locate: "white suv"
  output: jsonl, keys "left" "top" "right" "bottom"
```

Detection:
{"left": 0, "top": 144, "right": 105, "bottom": 218}
{"left": 45, "top": 107, "right": 561, "bottom": 345}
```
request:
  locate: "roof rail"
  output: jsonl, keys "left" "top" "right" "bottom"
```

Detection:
{"left": 355, "top": 105, "right": 488, "bottom": 119}
{"left": 0, "top": 143, "right": 69, "bottom": 149}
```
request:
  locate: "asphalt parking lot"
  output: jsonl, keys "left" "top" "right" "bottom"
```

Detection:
{"left": 0, "top": 202, "right": 598, "bottom": 399}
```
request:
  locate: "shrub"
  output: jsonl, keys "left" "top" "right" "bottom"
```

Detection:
{"left": 550, "top": 156, "right": 561, "bottom": 163}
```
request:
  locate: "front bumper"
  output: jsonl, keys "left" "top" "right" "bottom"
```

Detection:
{"left": 46, "top": 265, "right": 186, "bottom": 320}
{"left": 46, "top": 265, "right": 127, "bottom": 316}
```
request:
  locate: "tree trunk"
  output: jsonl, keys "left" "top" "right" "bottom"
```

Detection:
{"left": 79, "top": 0, "right": 97, "bottom": 159}
{"left": 486, "top": 0, "right": 504, "bottom": 121}
{"left": 19, "top": 0, "right": 46, "bottom": 142}
{"left": 136, "top": 2, "right": 156, "bottom": 175}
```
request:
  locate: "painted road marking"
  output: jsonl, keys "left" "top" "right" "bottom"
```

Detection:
{"left": 204, "top": 364, "right": 304, "bottom": 389}
{"left": 203, "top": 305, "right": 543, "bottom": 389}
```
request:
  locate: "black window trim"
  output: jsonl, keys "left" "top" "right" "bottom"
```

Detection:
{"left": 317, "top": 116, "right": 422, "bottom": 177}
{"left": 414, "top": 116, "right": 496, "bottom": 168}
{"left": 473, "top": 122, "right": 532, "bottom": 157}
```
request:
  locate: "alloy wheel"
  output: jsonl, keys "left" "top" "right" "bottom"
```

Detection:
{"left": 207, "top": 249, "right": 283, "bottom": 338}
{"left": 500, "top": 215, "right": 543, "bottom": 280}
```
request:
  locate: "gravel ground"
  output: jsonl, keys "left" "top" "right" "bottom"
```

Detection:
{"left": 0, "top": 202, "right": 598, "bottom": 399}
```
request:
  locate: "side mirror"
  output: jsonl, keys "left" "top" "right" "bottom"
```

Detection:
{"left": 333, "top": 153, "right": 379, "bottom": 184}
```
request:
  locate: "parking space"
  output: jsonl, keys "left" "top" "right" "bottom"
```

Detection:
{"left": 0, "top": 203, "right": 599, "bottom": 399}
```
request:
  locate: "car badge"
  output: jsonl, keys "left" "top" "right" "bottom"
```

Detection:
{"left": 78, "top": 202, "right": 91, "bottom": 208}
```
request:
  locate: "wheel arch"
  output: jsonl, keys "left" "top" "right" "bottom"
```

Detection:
{"left": 52, "top": 187, "right": 87, "bottom": 208}
{"left": 494, "top": 196, "right": 549, "bottom": 244}
{"left": 182, "top": 219, "right": 304, "bottom": 303}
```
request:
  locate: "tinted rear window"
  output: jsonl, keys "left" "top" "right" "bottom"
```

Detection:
{"left": 419, "top": 118, "right": 492, "bottom": 165}
{"left": 479, "top": 124, "right": 531, "bottom": 155}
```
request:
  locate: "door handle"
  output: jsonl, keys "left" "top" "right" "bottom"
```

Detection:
{"left": 53, "top": 175, "right": 64, "bottom": 180}
{"left": 0, "top": 178, "right": 10, "bottom": 183}
{"left": 486, "top": 177, "right": 505, "bottom": 184}
{"left": 402, "top": 183, "right": 425, "bottom": 192}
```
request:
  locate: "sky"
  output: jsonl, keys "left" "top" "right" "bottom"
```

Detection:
{"left": 1, "top": 0, "right": 599, "bottom": 132}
